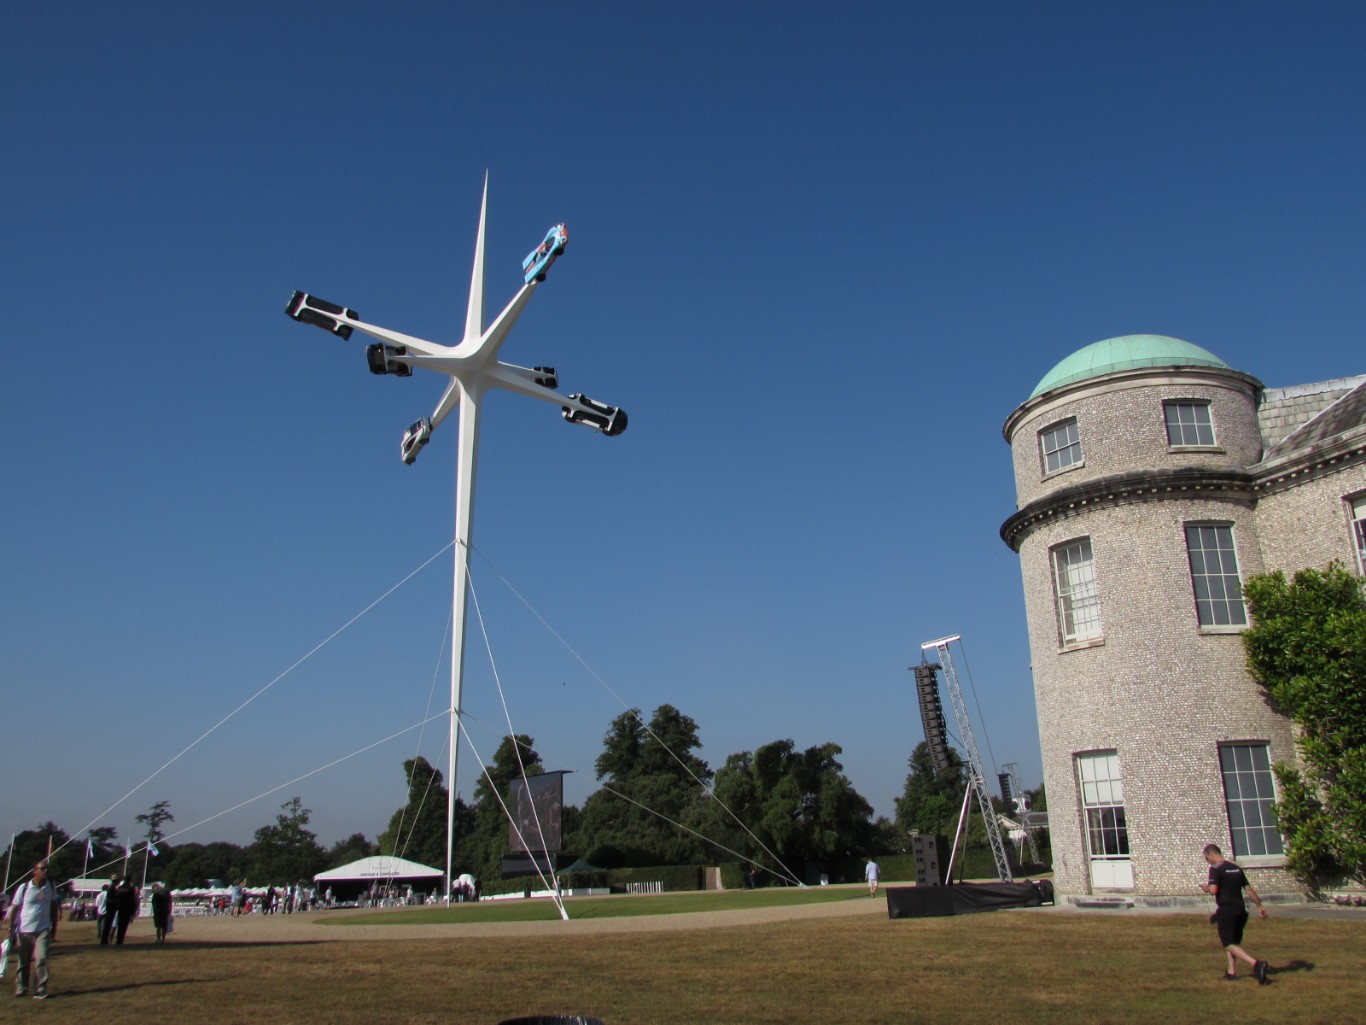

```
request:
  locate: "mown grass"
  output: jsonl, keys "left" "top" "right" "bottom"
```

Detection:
{"left": 321, "top": 886, "right": 865, "bottom": 925}
{"left": 16, "top": 911, "right": 1366, "bottom": 1025}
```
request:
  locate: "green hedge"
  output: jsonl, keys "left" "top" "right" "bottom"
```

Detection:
{"left": 483, "top": 864, "right": 703, "bottom": 897}
{"left": 719, "top": 862, "right": 747, "bottom": 890}
{"left": 480, "top": 852, "right": 1054, "bottom": 898}
{"left": 877, "top": 854, "right": 919, "bottom": 882}
{"left": 959, "top": 846, "right": 1052, "bottom": 880}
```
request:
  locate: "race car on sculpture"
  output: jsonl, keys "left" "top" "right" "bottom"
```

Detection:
{"left": 562, "top": 394, "right": 627, "bottom": 436}
{"left": 366, "top": 343, "right": 413, "bottom": 377}
{"left": 400, "top": 417, "right": 432, "bottom": 465}
{"left": 522, "top": 223, "right": 568, "bottom": 284}
{"left": 285, "top": 291, "right": 357, "bottom": 340}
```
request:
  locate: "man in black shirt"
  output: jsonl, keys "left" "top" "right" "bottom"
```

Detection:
{"left": 1200, "top": 843, "right": 1270, "bottom": 983}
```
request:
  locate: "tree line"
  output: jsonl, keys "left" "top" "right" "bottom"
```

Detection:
{"left": 4, "top": 702, "right": 1042, "bottom": 890}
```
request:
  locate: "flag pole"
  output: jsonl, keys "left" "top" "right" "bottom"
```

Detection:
{"left": 82, "top": 836, "right": 90, "bottom": 881}
{"left": 3, "top": 834, "right": 13, "bottom": 892}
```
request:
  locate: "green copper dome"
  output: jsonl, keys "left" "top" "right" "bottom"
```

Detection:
{"left": 1030, "top": 335, "right": 1230, "bottom": 398}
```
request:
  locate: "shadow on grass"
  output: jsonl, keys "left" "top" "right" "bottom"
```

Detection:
{"left": 54, "top": 939, "right": 326, "bottom": 954}
{"left": 1271, "top": 959, "right": 1315, "bottom": 976}
{"left": 56, "top": 977, "right": 221, "bottom": 997}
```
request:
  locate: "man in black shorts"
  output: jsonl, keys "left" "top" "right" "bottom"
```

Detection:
{"left": 1200, "top": 843, "right": 1270, "bottom": 983}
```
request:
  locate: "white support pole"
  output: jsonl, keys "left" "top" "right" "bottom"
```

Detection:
{"left": 446, "top": 382, "right": 482, "bottom": 901}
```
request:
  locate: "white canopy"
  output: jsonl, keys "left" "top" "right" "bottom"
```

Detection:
{"left": 67, "top": 878, "right": 112, "bottom": 893}
{"left": 313, "top": 856, "right": 443, "bottom": 883}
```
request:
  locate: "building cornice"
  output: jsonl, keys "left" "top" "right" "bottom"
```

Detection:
{"left": 1250, "top": 428, "right": 1366, "bottom": 497}
{"left": 1000, "top": 467, "right": 1256, "bottom": 552}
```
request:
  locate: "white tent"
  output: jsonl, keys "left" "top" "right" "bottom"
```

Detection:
{"left": 66, "top": 878, "right": 112, "bottom": 894}
{"left": 313, "top": 856, "right": 443, "bottom": 883}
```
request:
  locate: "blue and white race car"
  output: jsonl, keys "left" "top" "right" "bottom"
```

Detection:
{"left": 522, "top": 223, "right": 568, "bottom": 284}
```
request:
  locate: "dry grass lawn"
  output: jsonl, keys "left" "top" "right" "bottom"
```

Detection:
{"left": 9, "top": 906, "right": 1366, "bottom": 1025}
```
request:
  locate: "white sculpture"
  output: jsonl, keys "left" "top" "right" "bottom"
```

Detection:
{"left": 285, "top": 176, "right": 627, "bottom": 898}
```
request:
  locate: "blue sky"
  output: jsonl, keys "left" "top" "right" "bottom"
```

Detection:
{"left": 4, "top": 1, "right": 1364, "bottom": 853}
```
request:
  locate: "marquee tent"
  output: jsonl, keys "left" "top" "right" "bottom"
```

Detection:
{"left": 313, "top": 856, "right": 444, "bottom": 883}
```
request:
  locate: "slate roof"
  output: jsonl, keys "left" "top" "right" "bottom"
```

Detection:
{"left": 1259, "top": 375, "right": 1366, "bottom": 463}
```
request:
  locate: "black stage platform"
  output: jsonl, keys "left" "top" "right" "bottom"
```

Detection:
{"left": 885, "top": 879, "right": 1054, "bottom": 918}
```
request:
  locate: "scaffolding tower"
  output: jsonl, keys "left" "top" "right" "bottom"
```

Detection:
{"left": 920, "top": 634, "right": 1013, "bottom": 883}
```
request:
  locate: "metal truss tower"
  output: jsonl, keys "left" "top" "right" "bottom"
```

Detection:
{"left": 920, "top": 634, "right": 1013, "bottom": 883}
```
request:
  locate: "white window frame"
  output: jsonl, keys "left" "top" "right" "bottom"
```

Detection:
{"left": 1052, "top": 538, "right": 1103, "bottom": 647}
{"left": 1350, "top": 494, "right": 1366, "bottom": 576}
{"left": 1218, "top": 742, "right": 1285, "bottom": 864}
{"left": 1164, "top": 400, "right": 1217, "bottom": 447}
{"left": 1040, "top": 418, "right": 1083, "bottom": 476}
{"left": 1184, "top": 522, "right": 1248, "bottom": 629}
{"left": 1076, "top": 751, "right": 1133, "bottom": 889}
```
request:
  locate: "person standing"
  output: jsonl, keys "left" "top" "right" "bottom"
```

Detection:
{"left": 150, "top": 883, "right": 171, "bottom": 944}
{"left": 865, "top": 856, "right": 881, "bottom": 896}
{"left": 95, "top": 883, "right": 113, "bottom": 945}
{"left": 8, "top": 861, "right": 60, "bottom": 1000}
{"left": 1200, "top": 843, "right": 1270, "bottom": 983}
{"left": 111, "top": 876, "right": 138, "bottom": 945}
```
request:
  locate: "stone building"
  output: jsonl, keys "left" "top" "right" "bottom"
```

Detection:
{"left": 1001, "top": 334, "right": 1366, "bottom": 900}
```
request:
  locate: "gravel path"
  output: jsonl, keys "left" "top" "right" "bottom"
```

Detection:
{"left": 155, "top": 892, "right": 888, "bottom": 943}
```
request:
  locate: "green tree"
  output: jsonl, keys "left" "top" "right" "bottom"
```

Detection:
{"left": 894, "top": 741, "right": 967, "bottom": 837}
{"left": 135, "top": 800, "right": 175, "bottom": 883}
{"left": 456, "top": 735, "right": 544, "bottom": 881}
{"left": 573, "top": 705, "right": 711, "bottom": 867}
{"left": 3, "top": 824, "right": 78, "bottom": 887}
{"left": 1243, "top": 563, "right": 1366, "bottom": 887}
{"left": 377, "top": 756, "right": 463, "bottom": 870}
{"left": 701, "top": 739, "right": 874, "bottom": 883}
{"left": 85, "top": 825, "right": 121, "bottom": 873}
{"left": 326, "top": 833, "right": 380, "bottom": 870}
{"left": 162, "top": 841, "right": 247, "bottom": 889}
{"left": 247, "top": 797, "right": 327, "bottom": 884}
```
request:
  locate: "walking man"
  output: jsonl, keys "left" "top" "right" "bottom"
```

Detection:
{"left": 8, "top": 860, "right": 60, "bottom": 1000}
{"left": 865, "top": 856, "right": 881, "bottom": 896}
{"left": 1200, "top": 843, "right": 1270, "bottom": 983}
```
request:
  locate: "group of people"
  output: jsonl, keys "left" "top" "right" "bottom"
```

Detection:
{"left": 94, "top": 876, "right": 141, "bottom": 945}
{"left": 91, "top": 877, "right": 172, "bottom": 944}
{"left": 219, "top": 880, "right": 319, "bottom": 916}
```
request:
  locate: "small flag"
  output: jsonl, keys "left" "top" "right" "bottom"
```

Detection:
{"left": 148, "top": 841, "right": 161, "bottom": 857}
{"left": 125, "top": 843, "right": 132, "bottom": 860}
{"left": 86, "top": 836, "right": 95, "bottom": 858}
